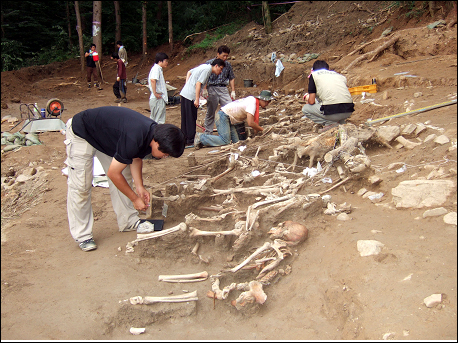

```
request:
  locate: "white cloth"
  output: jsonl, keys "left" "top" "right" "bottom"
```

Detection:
{"left": 148, "top": 64, "right": 168, "bottom": 103}
{"left": 275, "top": 60, "right": 284, "bottom": 77}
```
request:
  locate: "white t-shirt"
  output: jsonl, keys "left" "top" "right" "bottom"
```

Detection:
{"left": 180, "top": 64, "right": 213, "bottom": 101}
{"left": 221, "top": 96, "right": 257, "bottom": 124}
{"left": 148, "top": 64, "right": 168, "bottom": 102}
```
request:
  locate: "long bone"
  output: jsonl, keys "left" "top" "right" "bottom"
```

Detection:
{"left": 130, "top": 290, "right": 198, "bottom": 304}
{"left": 190, "top": 227, "right": 243, "bottom": 237}
{"left": 211, "top": 182, "right": 285, "bottom": 196}
{"left": 185, "top": 212, "right": 242, "bottom": 227}
{"left": 229, "top": 242, "right": 272, "bottom": 273}
{"left": 158, "top": 271, "right": 208, "bottom": 283}
{"left": 135, "top": 222, "right": 187, "bottom": 242}
{"left": 246, "top": 195, "right": 294, "bottom": 231}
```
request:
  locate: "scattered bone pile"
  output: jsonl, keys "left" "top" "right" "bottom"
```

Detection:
{"left": 126, "top": 94, "right": 456, "bottom": 312}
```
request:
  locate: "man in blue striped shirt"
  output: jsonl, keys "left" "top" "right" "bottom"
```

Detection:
{"left": 203, "top": 45, "right": 236, "bottom": 134}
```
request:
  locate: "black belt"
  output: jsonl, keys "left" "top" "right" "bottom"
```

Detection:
{"left": 209, "top": 84, "right": 228, "bottom": 87}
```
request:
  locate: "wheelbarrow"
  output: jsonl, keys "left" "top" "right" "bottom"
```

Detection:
{"left": 14, "top": 98, "right": 67, "bottom": 133}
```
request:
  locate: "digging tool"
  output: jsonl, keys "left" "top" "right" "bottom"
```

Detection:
{"left": 132, "top": 55, "right": 148, "bottom": 84}
{"left": 366, "top": 99, "right": 457, "bottom": 126}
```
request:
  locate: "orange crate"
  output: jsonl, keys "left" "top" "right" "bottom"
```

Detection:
{"left": 348, "top": 84, "right": 377, "bottom": 95}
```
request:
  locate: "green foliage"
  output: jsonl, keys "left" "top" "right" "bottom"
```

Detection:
{"left": 185, "top": 20, "right": 246, "bottom": 53}
{"left": 1, "top": 1, "right": 295, "bottom": 71}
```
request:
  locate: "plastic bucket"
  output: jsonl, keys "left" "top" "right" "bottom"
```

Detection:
{"left": 243, "top": 79, "right": 253, "bottom": 87}
{"left": 92, "top": 52, "right": 99, "bottom": 62}
{"left": 234, "top": 122, "right": 247, "bottom": 140}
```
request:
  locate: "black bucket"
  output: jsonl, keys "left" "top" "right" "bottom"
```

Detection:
{"left": 234, "top": 122, "right": 247, "bottom": 140}
{"left": 243, "top": 79, "right": 253, "bottom": 87}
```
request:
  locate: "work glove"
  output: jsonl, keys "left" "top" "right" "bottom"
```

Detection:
{"left": 303, "top": 93, "right": 309, "bottom": 102}
{"left": 202, "top": 89, "right": 208, "bottom": 99}
{"left": 231, "top": 91, "right": 236, "bottom": 100}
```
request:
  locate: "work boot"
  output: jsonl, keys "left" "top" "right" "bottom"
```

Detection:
{"left": 114, "top": 98, "right": 122, "bottom": 103}
{"left": 87, "top": 82, "right": 92, "bottom": 88}
{"left": 95, "top": 82, "right": 102, "bottom": 90}
{"left": 122, "top": 97, "right": 128, "bottom": 103}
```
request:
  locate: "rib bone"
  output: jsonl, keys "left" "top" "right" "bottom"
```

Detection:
{"left": 158, "top": 271, "right": 208, "bottom": 283}
{"left": 130, "top": 290, "right": 198, "bottom": 304}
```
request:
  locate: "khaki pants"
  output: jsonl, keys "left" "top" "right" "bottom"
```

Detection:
{"left": 204, "top": 86, "right": 232, "bottom": 134}
{"left": 149, "top": 97, "right": 166, "bottom": 124}
{"left": 64, "top": 118, "right": 139, "bottom": 242}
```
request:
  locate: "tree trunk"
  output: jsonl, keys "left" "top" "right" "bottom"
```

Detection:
{"left": 168, "top": 1, "right": 173, "bottom": 54}
{"left": 93, "top": 1, "right": 103, "bottom": 81}
{"left": 262, "top": 1, "right": 272, "bottom": 34}
{"left": 74, "top": 1, "right": 85, "bottom": 76}
{"left": 142, "top": 1, "right": 147, "bottom": 60}
{"left": 66, "top": 2, "right": 73, "bottom": 49}
{"left": 157, "top": 1, "right": 163, "bottom": 21}
{"left": 93, "top": 1, "right": 102, "bottom": 55}
{"left": 114, "top": 1, "right": 121, "bottom": 44}
{"left": 429, "top": 1, "right": 436, "bottom": 18}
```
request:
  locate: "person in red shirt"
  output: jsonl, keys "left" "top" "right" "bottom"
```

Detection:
{"left": 112, "top": 52, "right": 127, "bottom": 103}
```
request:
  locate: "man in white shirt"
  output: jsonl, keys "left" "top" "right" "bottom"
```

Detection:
{"left": 148, "top": 52, "right": 169, "bottom": 124}
{"left": 180, "top": 59, "right": 225, "bottom": 148}
{"left": 194, "top": 90, "right": 274, "bottom": 149}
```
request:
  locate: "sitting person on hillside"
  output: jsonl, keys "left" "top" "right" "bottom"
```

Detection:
{"left": 301, "top": 60, "right": 354, "bottom": 133}
{"left": 193, "top": 90, "right": 274, "bottom": 149}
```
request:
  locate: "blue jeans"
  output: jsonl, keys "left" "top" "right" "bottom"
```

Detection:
{"left": 199, "top": 110, "right": 239, "bottom": 147}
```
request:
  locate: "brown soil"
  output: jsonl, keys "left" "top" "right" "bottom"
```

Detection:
{"left": 1, "top": 1, "right": 457, "bottom": 340}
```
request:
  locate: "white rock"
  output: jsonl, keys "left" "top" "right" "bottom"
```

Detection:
{"left": 422, "top": 207, "right": 448, "bottom": 218}
{"left": 414, "top": 92, "right": 423, "bottom": 98}
{"left": 130, "top": 327, "right": 146, "bottom": 335}
{"left": 387, "top": 162, "right": 405, "bottom": 170}
{"left": 424, "top": 293, "right": 442, "bottom": 308}
{"left": 402, "top": 123, "right": 417, "bottom": 136}
{"left": 336, "top": 213, "right": 351, "bottom": 221}
{"left": 391, "top": 180, "right": 455, "bottom": 208}
{"left": 357, "top": 240, "right": 384, "bottom": 256}
{"left": 15, "top": 174, "right": 31, "bottom": 183}
{"left": 415, "top": 123, "right": 427, "bottom": 135}
{"left": 368, "top": 175, "right": 382, "bottom": 185}
{"left": 434, "top": 135, "right": 450, "bottom": 145}
{"left": 424, "top": 134, "right": 437, "bottom": 143}
{"left": 362, "top": 191, "right": 377, "bottom": 199}
{"left": 357, "top": 188, "right": 368, "bottom": 196}
{"left": 443, "top": 212, "right": 457, "bottom": 225}
{"left": 376, "top": 126, "right": 400, "bottom": 142}
{"left": 368, "top": 192, "right": 384, "bottom": 202}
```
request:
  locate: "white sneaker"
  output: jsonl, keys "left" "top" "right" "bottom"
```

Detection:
{"left": 137, "top": 221, "right": 155, "bottom": 234}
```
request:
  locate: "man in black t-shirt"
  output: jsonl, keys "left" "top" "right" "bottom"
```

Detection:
{"left": 64, "top": 106, "right": 185, "bottom": 251}
{"left": 302, "top": 60, "right": 354, "bottom": 133}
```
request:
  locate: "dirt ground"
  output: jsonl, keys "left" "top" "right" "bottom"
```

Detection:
{"left": 1, "top": 1, "right": 457, "bottom": 340}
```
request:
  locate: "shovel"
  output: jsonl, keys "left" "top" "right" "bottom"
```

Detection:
{"left": 132, "top": 56, "right": 147, "bottom": 84}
